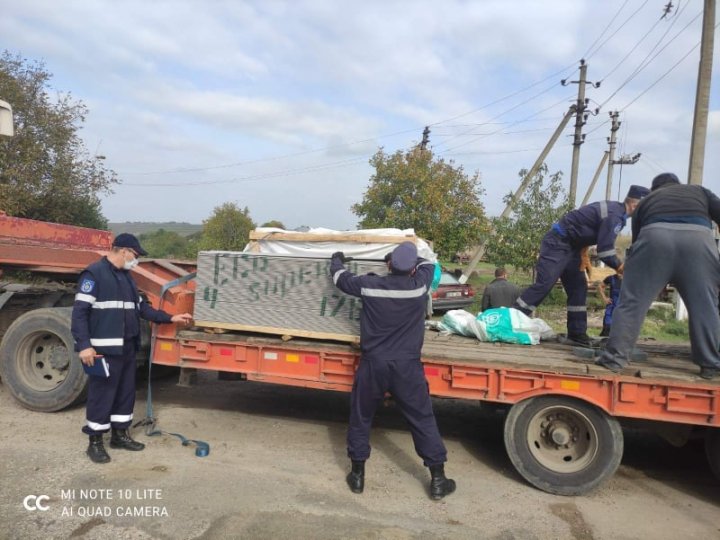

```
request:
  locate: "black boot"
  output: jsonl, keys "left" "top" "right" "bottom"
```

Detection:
{"left": 429, "top": 464, "right": 456, "bottom": 500}
{"left": 87, "top": 434, "right": 111, "bottom": 464}
{"left": 599, "top": 325, "right": 610, "bottom": 337}
{"left": 110, "top": 428, "right": 145, "bottom": 451}
{"left": 346, "top": 460, "right": 365, "bottom": 494}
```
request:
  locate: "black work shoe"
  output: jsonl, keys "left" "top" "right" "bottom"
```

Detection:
{"left": 346, "top": 460, "right": 365, "bottom": 494}
{"left": 595, "top": 358, "right": 624, "bottom": 373}
{"left": 429, "top": 464, "right": 456, "bottom": 500}
{"left": 110, "top": 429, "right": 145, "bottom": 451}
{"left": 699, "top": 367, "right": 720, "bottom": 380}
{"left": 567, "top": 333, "right": 593, "bottom": 347}
{"left": 87, "top": 434, "right": 111, "bottom": 464}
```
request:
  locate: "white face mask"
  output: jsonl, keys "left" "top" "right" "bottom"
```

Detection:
{"left": 123, "top": 257, "right": 139, "bottom": 270}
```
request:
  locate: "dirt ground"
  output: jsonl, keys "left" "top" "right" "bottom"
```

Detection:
{"left": 0, "top": 370, "right": 718, "bottom": 540}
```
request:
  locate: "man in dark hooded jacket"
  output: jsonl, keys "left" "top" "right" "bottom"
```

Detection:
{"left": 596, "top": 173, "right": 720, "bottom": 379}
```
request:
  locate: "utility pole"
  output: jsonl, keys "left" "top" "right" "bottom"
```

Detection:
{"left": 459, "top": 106, "right": 577, "bottom": 283}
{"left": 687, "top": 0, "right": 715, "bottom": 185}
{"left": 420, "top": 126, "right": 430, "bottom": 150}
{"left": 605, "top": 111, "right": 620, "bottom": 199}
{"left": 562, "top": 59, "right": 600, "bottom": 208}
{"left": 581, "top": 152, "right": 609, "bottom": 206}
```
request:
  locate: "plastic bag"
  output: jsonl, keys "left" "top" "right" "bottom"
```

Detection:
{"left": 438, "top": 310, "right": 489, "bottom": 341}
{"left": 477, "top": 307, "right": 555, "bottom": 345}
{"left": 438, "top": 307, "right": 554, "bottom": 345}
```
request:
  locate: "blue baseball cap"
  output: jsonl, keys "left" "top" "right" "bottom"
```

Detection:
{"left": 626, "top": 185, "right": 650, "bottom": 199}
{"left": 391, "top": 241, "right": 417, "bottom": 273}
{"left": 112, "top": 233, "right": 147, "bottom": 256}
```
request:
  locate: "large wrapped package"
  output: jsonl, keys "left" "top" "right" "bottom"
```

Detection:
{"left": 193, "top": 228, "right": 435, "bottom": 342}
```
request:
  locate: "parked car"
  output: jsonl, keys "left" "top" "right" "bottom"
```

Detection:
{"left": 431, "top": 271, "right": 475, "bottom": 312}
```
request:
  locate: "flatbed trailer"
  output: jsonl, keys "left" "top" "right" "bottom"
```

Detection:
{"left": 1, "top": 214, "right": 718, "bottom": 496}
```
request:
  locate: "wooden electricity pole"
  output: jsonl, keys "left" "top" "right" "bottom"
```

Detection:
{"left": 580, "top": 152, "right": 609, "bottom": 206}
{"left": 459, "top": 106, "right": 576, "bottom": 283}
{"left": 687, "top": 0, "right": 715, "bottom": 185}
{"left": 605, "top": 111, "right": 620, "bottom": 199}
{"left": 563, "top": 60, "right": 599, "bottom": 208}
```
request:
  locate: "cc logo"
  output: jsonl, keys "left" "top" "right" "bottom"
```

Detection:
{"left": 23, "top": 495, "right": 50, "bottom": 511}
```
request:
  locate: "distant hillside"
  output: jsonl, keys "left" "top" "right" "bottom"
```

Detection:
{"left": 109, "top": 222, "right": 202, "bottom": 237}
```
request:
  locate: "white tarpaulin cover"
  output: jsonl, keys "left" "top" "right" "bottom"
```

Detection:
{"left": 244, "top": 227, "right": 437, "bottom": 262}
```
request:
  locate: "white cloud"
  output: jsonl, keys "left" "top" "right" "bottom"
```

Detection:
{"left": 1, "top": 0, "right": 717, "bottom": 228}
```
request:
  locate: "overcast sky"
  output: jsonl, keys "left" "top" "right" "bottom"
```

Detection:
{"left": 2, "top": 1, "right": 719, "bottom": 230}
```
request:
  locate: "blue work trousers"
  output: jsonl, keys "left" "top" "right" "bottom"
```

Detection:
{"left": 82, "top": 342, "right": 137, "bottom": 435}
{"left": 516, "top": 230, "right": 588, "bottom": 335}
{"left": 347, "top": 354, "right": 447, "bottom": 466}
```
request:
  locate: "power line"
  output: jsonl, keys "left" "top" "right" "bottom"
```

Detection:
{"left": 599, "top": 12, "right": 664, "bottom": 81}
{"left": 445, "top": 146, "right": 545, "bottom": 157}
{"left": 582, "top": 0, "right": 632, "bottom": 58}
{"left": 121, "top": 156, "right": 368, "bottom": 187}
{"left": 598, "top": 9, "right": 703, "bottom": 108}
{"left": 121, "top": 67, "right": 581, "bottom": 177}
{"left": 436, "top": 88, "right": 574, "bottom": 153}
{"left": 620, "top": 23, "right": 717, "bottom": 112}
{"left": 121, "top": 127, "right": 416, "bottom": 176}
{"left": 440, "top": 94, "right": 574, "bottom": 154}
{"left": 586, "top": 0, "right": 652, "bottom": 60}
{"left": 428, "top": 65, "right": 578, "bottom": 127}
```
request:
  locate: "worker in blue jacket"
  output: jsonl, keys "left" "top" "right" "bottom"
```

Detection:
{"left": 513, "top": 185, "right": 650, "bottom": 346}
{"left": 330, "top": 242, "right": 455, "bottom": 500}
{"left": 71, "top": 233, "right": 192, "bottom": 464}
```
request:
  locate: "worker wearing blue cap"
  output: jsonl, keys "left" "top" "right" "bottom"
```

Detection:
{"left": 71, "top": 233, "right": 193, "bottom": 463}
{"left": 514, "top": 185, "right": 650, "bottom": 346}
{"left": 329, "top": 241, "right": 456, "bottom": 500}
{"left": 597, "top": 174, "right": 720, "bottom": 380}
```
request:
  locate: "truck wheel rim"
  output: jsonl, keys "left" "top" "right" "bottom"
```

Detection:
{"left": 526, "top": 404, "right": 599, "bottom": 474}
{"left": 16, "top": 331, "right": 70, "bottom": 391}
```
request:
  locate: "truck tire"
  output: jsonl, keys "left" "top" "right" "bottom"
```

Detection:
{"left": 504, "top": 395, "right": 623, "bottom": 496}
{"left": 705, "top": 428, "right": 720, "bottom": 481}
{"left": 0, "top": 307, "right": 87, "bottom": 412}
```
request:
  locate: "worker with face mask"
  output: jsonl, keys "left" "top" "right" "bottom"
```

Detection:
{"left": 71, "top": 233, "right": 192, "bottom": 463}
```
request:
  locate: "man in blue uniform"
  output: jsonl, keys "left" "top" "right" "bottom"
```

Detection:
{"left": 330, "top": 242, "right": 456, "bottom": 500}
{"left": 71, "top": 233, "right": 192, "bottom": 463}
{"left": 596, "top": 173, "right": 720, "bottom": 379}
{"left": 513, "top": 185, "right": 650, "bottom": 346}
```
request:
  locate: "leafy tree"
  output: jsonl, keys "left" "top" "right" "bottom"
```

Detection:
{"left": 0, "top": 51, "right": 117, "bottom": 228}
{"left": 138, "top": 229, "right": 192, "bottom": 259}
{"left": 198, "top": 202, "right": 255, "bottom": 251}
{"left": 260, "top": 220, "right": 285, "bottom": 229}
{"left": 184, "top": 231, "right": 203, "bottom": 258}
{"left": 484, "top": 164, "right": 571, "bottom": 274}
{"left": 353, "top": 147, "right": 487, "bottom": 259}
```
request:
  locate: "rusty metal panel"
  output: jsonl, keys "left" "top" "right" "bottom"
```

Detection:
{"left": 193, "top": 252, "right": 386, "bottom": 340}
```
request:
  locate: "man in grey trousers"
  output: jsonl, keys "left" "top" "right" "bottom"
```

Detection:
{"left": 595, "top": 173, "right": 720, "bottom": 380}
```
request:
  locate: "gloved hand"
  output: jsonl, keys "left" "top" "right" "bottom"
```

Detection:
{"left": 331, "top": 251, "right": 350, "bottom": 263}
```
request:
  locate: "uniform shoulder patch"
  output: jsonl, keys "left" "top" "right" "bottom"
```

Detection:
{"left": 80, "top": 279, "right": 95, "bottom": 293}
{"left": 613, "top": 224, "right": 622, "bottom": 234}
